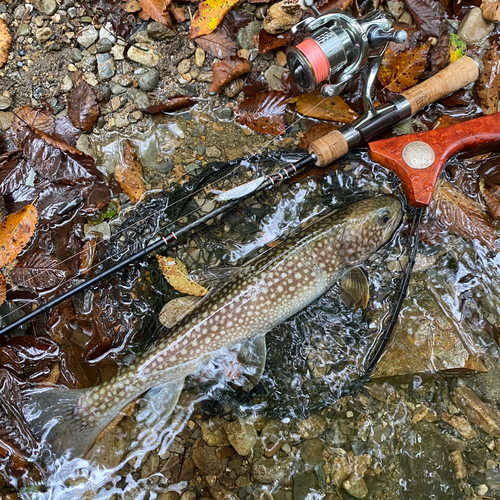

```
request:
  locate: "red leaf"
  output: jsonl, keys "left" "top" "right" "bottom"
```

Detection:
{"left": 138, "top": 0, "right": 172, "bottom": 26}
{"left": 404, "top": 0, "right": 446, "bottom": 36}
{"left": 236, "top": 90, "right": 290, "bottom": 135}
{"left": 195, "top": 31, "right": 237, "bottom": 59}
{"left": 258, "top": 28, "right": 292, "bottom": 53}
{"left": 144, "top": 96, "right": 198, "bottom": 113}
{"left": 209, "top": 57, "right": 251, "bottom": 93}
{"left": 68, "top": 77, "right": 100, "bottom": 133}
{"left": 244, "top": 71, "right": 269, "bottom": 96}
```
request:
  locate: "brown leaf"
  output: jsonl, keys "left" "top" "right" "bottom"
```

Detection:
{"left": 403, "top": 0, "right": 446, "bottom": 37}
{"left": 430, "top": 180, "right": 497, "bottom": 250}
{"left": 480, "top": 179, "right": 500, "bottom": 220}
{"left": 291, "top": 94, "right": 358, "bottom": 123}
{"left": 138, "top": 0, "right": 172, "bottom": 26}
{"left": 171, "top": 5, "right": 186, "bottom": 22}
{"left": 0, "top": 272, "right": 5, "bottom": 307}
{"left": 298, "top": 122, "right": 337, "bottom": 151}
{"left": 11, "top": 106, "right": 55, "bottom": 145}
{"left": 244, "top": 71, "right": 269, "bottom": 96}
{"left": 68, "top": 77, "right": 100, "bottom": 133}
{"left": 208, "top": 57, "right": 251, "bottom": 93}
{"left": 430, "top": 32, "right": 466, "bottom": 75}
{"left": 317, "top": 0, "right": 353, "bottom": 12}
{"left": 189, "top": 0, "right": 240, "bottom": 38}
{"left": 115, "top": 140, "right": 145, "bottom": 204}
{"left": 195, "top": 31, "right": 237, "bottom": 59}
{"left": 477, "top": 42, "right": 500, "bottom": 115}
{"left": 79, "top": 239, "right": 96, "bottom": 275}
{"left": 481, "top": 0, "right": 500, "bottom": 21}
{"left": 236, "top": 90, "right": 290, "bottom": 135}
{"left": 144, "top": 96, "right": 198, "bottom": 113}
{"left": 0, "top": 205, "right": 37, "bottom": 268}
{"left": 431, "top": 114, "right": 460, "bottom": 130}
{"left": 378, "top": 41, "right": 432, "bottom": 93}
{"left": 258, "top": 28, "right": 292, "bottom": 53}
{"left": 0, "top": 20, "right": 11, "bottom": 69}
{"left": 124, "top": 0, "right": 143, "bottom": 12}
{"left": 11, "top": 251, "right": 72, "bottom": 291}
{"left": 156, "top": 255, "right": 208, "bottom": 296}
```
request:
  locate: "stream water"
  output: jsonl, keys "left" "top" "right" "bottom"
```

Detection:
{"left": 2, "top": 103, "right": 500, "bottom": 500}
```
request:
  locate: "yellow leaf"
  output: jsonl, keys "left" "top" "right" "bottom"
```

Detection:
{"left": 291, "top": 94, "right": 358, "bottom": 123}
{"left": 116, "top": 140, "right": 145, "bottom": 204}
{"left": 156, "top": 255, "right": 208, "bottom": 296}
{"left": 0, "top": 272, "right": 5, "bottom": 307}
{"left": 0, "top": 20, "right": 11, "bottom": 69}
{"left": 189, "top": 0, "right": 240, "bottom": 38}
{"left": 0, "top": 205, "right": 38, "bottom": 268}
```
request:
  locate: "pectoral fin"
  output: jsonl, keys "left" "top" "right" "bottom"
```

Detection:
{"left": 340, "top": 267, "right": 370, "bottom": 310}
{"left": 159, "top": 296, "right": 203, "bottom": 328}
{"left": 140, "top": 379, "right": 185, "bottom": 426}
{"left": 236, "top": 335, "right": 267, "bottom": 390}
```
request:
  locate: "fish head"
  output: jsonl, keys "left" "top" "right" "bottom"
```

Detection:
{"left": 338, "top": 196, "right": 402, "bottom": 265}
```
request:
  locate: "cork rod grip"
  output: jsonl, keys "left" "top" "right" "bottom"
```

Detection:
{"left": 309, "top": 129, "right": 349, "bottom": 167}
{"left": 400, "top": 56, "right": 479, "bottom": 115}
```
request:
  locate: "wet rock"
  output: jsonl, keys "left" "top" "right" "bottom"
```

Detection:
{"left": 224, "top": 78, "right": 245, "bottom": 98}
{"left": 97, "top": 53, "right": 115, "bottom": 80}
{"left": 293, "top": 470, "right": 320, "bottom": 499}
{"left": 97, "top": 38, "right": 113, "bottom": 53}
{"left": 264, "top": 65, "right": 287, "bottom": 90}
{"left": 137, "top": 69, "right": 160, "bottom": 91}
{"left": 0, "top": 112, "right": 14, "bottom": 131}
{"left": 178, "top": 58, "right": 191, "bottom": 75}
{"left": 441, "top": 412, "right": 478, "bottom": 440}
{"left": 147, "top": 22, "right": 176, "bottom": 40}
{"left": 206, "top": 146, "right": 222, "bottom": 158}
{"left": 99, "top": 23, "right": 116, "bottom": 43}
{"left": 325, "top": 450, "right": 370, "bottom": 488}
{"left": 159, "top": 454, "right": 182, "bottom": 482}
{"left": 0, "top": 96, "right": 12, "bottom": 110}
{"left": 179, "top": 456, "right": 197, "bottom": 482}
{"left": 299, "top": 438, "right": 324, "bottom": 467}
{"left": 252, "top": 457, "right": 294, "bottom": 485}
{"left": 111, "top": 84, "right": 127, "bottom": 95}
{"left": 343, "top": 475, "right": 368, "bottom": 499}
{"left": 210, "top": 483, "right": 237, "bottom": 500}
{"left": 43, "top": 0, "right": 58, "bottom": 15}
{"left": 450, "top": 451, "right": 466, "bottom": 480}
{"left": 111, "top": 44, "right": 125, "bottom": 60}
{"left": 202, "top": 418, "right": 231, "bottom": 446}
{"left": 385, "top": 0, "right": 405, "bottom": 20}
{"left": 127, "top": 44, "right": 160, "bottom": 66}
{"left": 263, "top": 3, "right": 301, "bottom": 34}
{"left": 141, "top": 452, "right": 159, "bottom": 478}
{"left": 158, "top": 160, "right": 174, "bottom": 173}
{"left": 453, "top": 386, "right": 500, "bottom": 437}
{"left": 128, "top": 88, "right": 151, "bottom": 109}
{"left": 192, "top": 438, "right": 228, "bottom": 476}
{"left": 14, "top": 5, "right": 25, "bottom": 19}
{"left": 158, "top": 493, "right": 179, "bottom": 500}
{"left": 372, "top": 274, "right": 487, "bottom": 381}
{"left": 18, "top": 25, "right": 32, "bottom": 37}
{"left": 216, "top": 107, "right": 234, "bottom": 120}
{"left": 195, "top": 47, "right": 206, "bottom": 68}
{"left": 458, "top": 7, "right": 494, "bottom": 44}
{"left": 181, "top": 492, "right": 197, "bottom": 500}
{"left": 78, "top": 25, "right": 98, "bottom": 48}
{"left": 296, "top": 414, "right": 326, "bottom": 440}
{"left": 236, "top": 21, "right": 262, "bottom": 50}
{"left": 224, "top": 418, "right": 257, "bottom": 456}
{"left": 36, "top": 27, "right": 52, "bottom": 43}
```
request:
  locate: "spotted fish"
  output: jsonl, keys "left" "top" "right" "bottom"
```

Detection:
{"left": 24, "top": 196, "right": 402, "bottom": 457}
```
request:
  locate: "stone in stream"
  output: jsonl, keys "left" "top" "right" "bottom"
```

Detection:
{"left": 372, "top": 273, "right": 487, "bottom": 381}
{"left": 137, "top": 69, "right": 160, "bottom": 91}
{"left": 457, "top": 7, "right": 494, "bottom": 44}
{"left": 191, "top": 438, "right": 228, "bottom": 476}
{"left": 224, "top": 418, "right": 257, "bottom": 456}
{"left": 78, "top": 25, "right": 98, "bottom": 48}
{"left": 127, "top": 44, "right": 160, "bottom": 66}
{"left": 201, "top": 418, "right": 230, "bottom": 446}
{"left": 252, "top": 457, "right": 295, "bottom": 485}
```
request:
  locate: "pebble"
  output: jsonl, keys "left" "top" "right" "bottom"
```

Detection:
{"left": 18, "top": 25, "right": 32, "bottom": 37}
{"left": 110, "top": 96, "right": 122, "bottom": 111}
{"left": 386, "top": 0, "right": 406, "bottom": 20}
{"left": 114, "top": 74, "right": 132, "bottom": 87}
{"left": 299, "top": 438, "right": 324, "bottom": 466}
{"left": 111, "top": 44, "right": 125, "bottom": 60}
{"left": 343, "top": 475, "right": 369, "bottom": 499}
{"left": 264, "top": 65, "right": 287, "bottom": 90}
{"left": 67, "top": 7, "right": 77, "bottom": 18}
{"left": 99, "top": 23, "right": 116, "bottom": 43}
{"left": 78, "top": 25, "right": 99, "bottom": 48}
{"left": 477, "top": 484, "right": 489, "bottom": 496}
{"left": 36, "top": 27, "right": 53, "bottom": 43}
{"left": 147, "top": 22, "right": 176, "bottom": 40}
{"left": 96, "top": 38, "right": 113, "bottom": 53}
{"left": 137, "top": 69, "right": 160, "bottom": 91}
{"left": 128, "top": 88, "right": 151, "bottom": 109}
{"left": 0, "top": 112, "right": 13, "bottom": 132}
{"left": 224, "top": 418, "right": 257, "bottom": 456}
{"left": 111, "top": 84, "right": 127, "bottom": 95}
{"left": 178, "top": 58, "right": 191, "bottom": 75}
{"left": 84, "top": 72, "right": 99, "bottom": 87}
{"left": 61, "top": 75, "right": 73, "bottom": 92}
{"left": 97, "top": 53, "right": 115, "bottom": 80}
{"left": 215, "top": 107, "right": 234, "bottom": 120}
{"left": 237, "top": 48, "right": 250, "bottom": 60}
{"left": 0, "top": 96, "right": 12, "bottom": 111}
{"left": 72, "top": 47, "right": 83, "bottom": 62}
{"left": 127, "top": 45, "right": 160, "bottom": 66}
{"left": 206, "top": 146, "right": 222, "bottom": 158}
{"left": 236, "top": 20, "right": 262, "bottom": 50}
{"left": 276, "top": 51, "right": 287, "bottom": 67}
{"left": 141, "top": 452, "right": 159, "bottom": 479}
{"left": 14, "top": 5, "right": 25, "bottom": 19}
{"left": 457, "top": 7, "right": 494, "bottom": 44}
{"left": 158, "top": 159, "right": 174, "bottom": 173}
{"left": 224, "top": 78, "right": 244, "bottom": 98}
{"left": 296, "top": 415, "right": 327, "bottom": 439}
{"left": 255, "top": 5, "right": 269, "bottom": 19}
{"left": 399, "top": 11, "right": 413, "bottom": 25}
{"left": 43, "top": 0, "right": 58, "bottom": 15}
{"left": 185, "top": 163, "right": 203, "bottom": 175}
{"left": 195, "top": 48, "right": 206, "bottom": 68}
{"left": 158, "top": 493, "right": 179, "bottom": 500}
{"left": 191, "top": 439, "right": 228, "bottom": 476}
{"left": 252, "top": 457, "right": 294, "bottom": 485}
{"left": 201, "top": 419, "right": 230, "bottom": 446}
{"left": 180, "top": 492, "right": 196, "bottom": 500}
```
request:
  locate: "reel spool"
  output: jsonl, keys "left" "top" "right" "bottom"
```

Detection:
{"left": 286, "top": 10, "right": 407, "bottom": 96}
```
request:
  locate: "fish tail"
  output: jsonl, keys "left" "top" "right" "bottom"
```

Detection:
{"left": 23, "top": 386, "right": 114, "bottom": 458}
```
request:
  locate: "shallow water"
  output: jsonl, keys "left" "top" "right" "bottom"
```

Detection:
{"left": 2, "top": 105, "right": 500, "bottom": 500}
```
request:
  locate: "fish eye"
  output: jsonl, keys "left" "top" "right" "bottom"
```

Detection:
{"left": 378, "top": 209, "right": 391, "bottom": 225}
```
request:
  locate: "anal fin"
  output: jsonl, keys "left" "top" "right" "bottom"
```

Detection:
{"left": 235, "top": 335, "right": 267, "bottom": 391}
{"left": 340, "top": 267, "right": 370, "bottom": 310}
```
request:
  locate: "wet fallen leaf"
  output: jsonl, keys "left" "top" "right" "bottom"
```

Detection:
{"left": 430, "top": 180, "right": 497, "bottom": 250}
{"left": 195, "top": 31, "right": 237, "bottom": 59}
{"left": 190, "top": 0, "right": 240, "bottom": 38}
{"left": 244, "top": 71, "right": 269, "bottom": 96}
{"left": 0, "top": 272, "right": 5, "bottom": 307}
{"left": 404, "top": 0, "right": 445, "bottom": 37}
{"left": 280, "top": 70, "right": 302, "bottom": 97}
{"left": 298, "top": 122, "right": 337, "bottom": 151}
{"left": 236, "top": 90, "right": 291, "bottom": 135}
{"left": 0, "top": 20, "right": 11, "bottom": 69}
{"left": 430, "top": 33, "right": 466, "bottom": 75}
{"left": 378, "top": 41, "right": 432, "bottom": 93}
{"left": 124, "top": 0, "right": 142, "bottom": 12}
{"left": 144, "top": 96, "right": 198, "bottom": 114}
{"left": 156, "top": 255, "right": 208, "bottom": 296}
{"left": 431, "top": 114, "right": 460, "bottom": 130}
{"left": 139, "top": 0, "right": 172, "bottom": 25}
{"left": 54, "top": 116, "right": 81, "bottom": 146}
{"left": 317, "top": 0, "right": 353, "bottom": 12}
{"left": 208, "top": 57, "right": 251, "bottom": 93}
{"left": 477, "top": 41, "right": 500, "bottom": 115}
{"left": 11, "top": 251, "right": 72, "bottom": 291}
{"left": 481, "top": 0, "right": 500, "bottom": 21}
{"left": 0, "top": 204, "right": 37, "bottom": 268}
{"left": 11, "top": 106, "right": 55, "bottom": 145}
{"left": 291, "top": 94, "right": 358, "bottom": 123}
{"left": 68, "top": 77, "right": 100, "bottom": 133}
{"left": 115, "top": 140, "right": 145, "bottom": 204}
{"left": 80, "top": 239, "right": 96, "bottom": 275}
{"left": 480, "top": 179, "right": 500, "bottom": 220}
{"left": 258, "top": 28, "right": 292, "bottom": 53}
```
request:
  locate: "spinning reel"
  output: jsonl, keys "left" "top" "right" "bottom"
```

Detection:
{"left": 286, "top": 8, "right": 407, "bottom": 119}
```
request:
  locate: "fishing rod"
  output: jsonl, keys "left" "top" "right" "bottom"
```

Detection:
{"left": 0, "top": 9, "right": 481, "bottom": 337}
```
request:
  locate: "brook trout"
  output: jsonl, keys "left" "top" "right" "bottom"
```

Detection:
{"left": 24, "top": 196, "right": 402, "bottom": 457}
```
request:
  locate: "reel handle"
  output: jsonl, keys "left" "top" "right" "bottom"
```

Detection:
{"left": 309, "top": 56, "right": 480, "bottom": 167}
{"left": 368, "top": 112, "right": 500, "bottom": 207}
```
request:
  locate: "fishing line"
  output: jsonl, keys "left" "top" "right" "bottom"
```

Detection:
{"left": 1, "top": 97, "right": 330, "bottom": 323}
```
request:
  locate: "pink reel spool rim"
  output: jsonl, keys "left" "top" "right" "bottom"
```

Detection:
{"left": 295, "top": 38, "right": 330, "bottom": 87}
